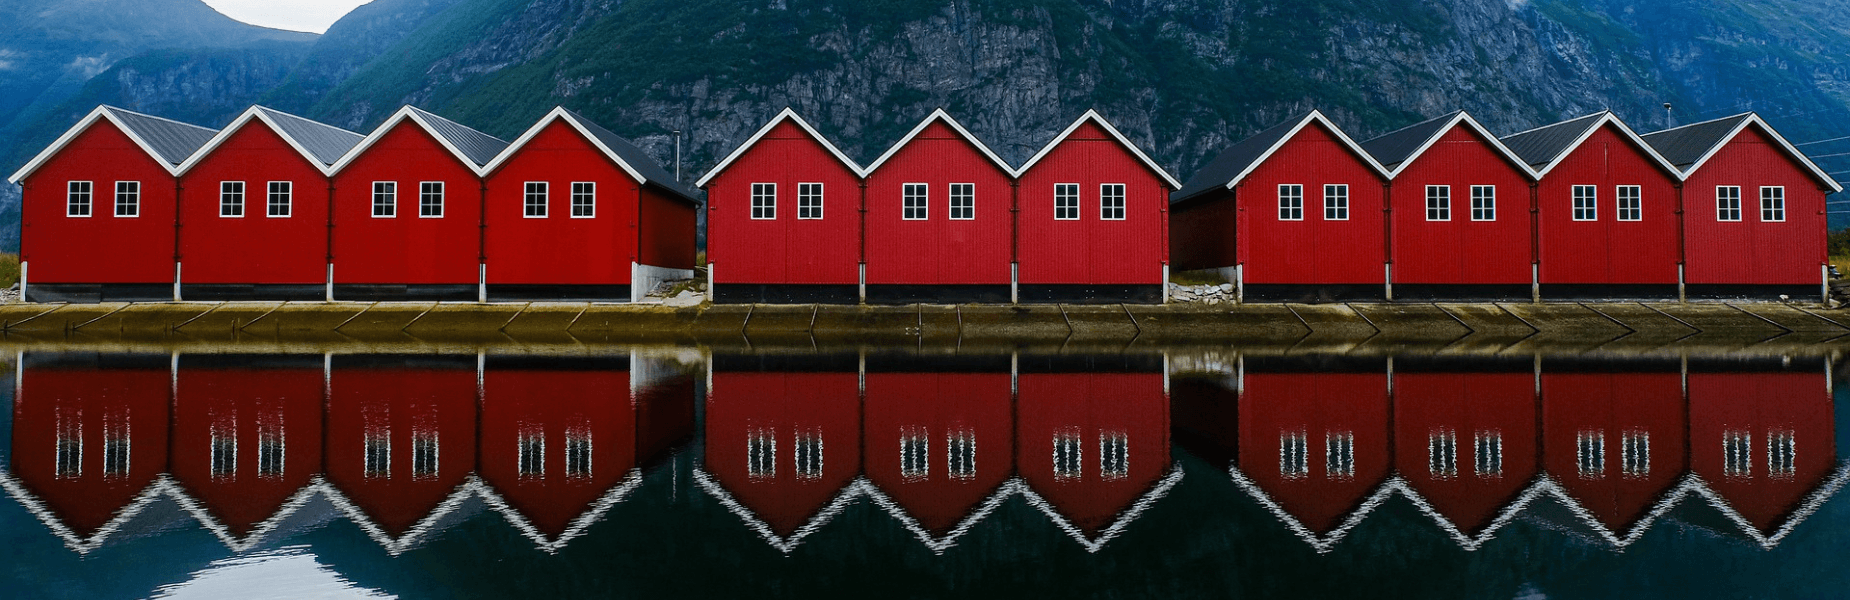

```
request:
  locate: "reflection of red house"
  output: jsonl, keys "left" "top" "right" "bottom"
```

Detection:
{"left": 1393, "top": 368, "right": 1538, "bottom": 534}
{"left": 862, "top": 370, "right": 1013, "bottom": 534}
{"left": 1540, "top": 366, "right": 1685, "bottom": 532}
{"left": 1238, "top": 367, "right": 1390, "bottom": 534}
{"left": 704, "top": 370, "right": 861, "bottom": 535}
{"left": 10, "top": 354, "right": 172, "bottom": 537}
{"left": 324, "top": 356, "right": 479, "bottom": 535}
{"left": 1689, "top": 370, "right": 1835, "bottom": 533}
{"left": 171, "top": 356, "right": 325, "bottom": 537}
{"left": 1016, "top": 371, "right": 1169, "bottom": 533}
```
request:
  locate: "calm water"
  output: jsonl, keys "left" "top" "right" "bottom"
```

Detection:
{"left": 2, "top": 348, "right": 1847, "bottom": 599}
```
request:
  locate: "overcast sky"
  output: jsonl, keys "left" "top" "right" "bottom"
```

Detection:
{"left": 200, "top": 1, "right": 374, "bottom": 34}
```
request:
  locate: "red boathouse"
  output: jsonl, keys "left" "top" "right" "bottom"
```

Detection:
{"left": 1016, "top": 367, "right": 1172, "bottom": 537}
{"left": 170, "top": 355, "right": 326, "bottom": 542}
{"left": 861, "top": 110, "right": 1016, "bottom": 304}
{"left": 1014, "top": 111, "right": 1180, "bottom": 303}
{"left": 175, "top": 107, "right": 363, "bottom": 301}
{"left": 324, "top": 355, "right": 479, "bottom": 541}
{"left": 1539, "top": 361, "right": 1686, "bottom": 538}
{"left": 1688, "top": 364, "right": 1836, "bottom": 536}
{"left": 8, "top": 106, "right": 216, "bottom": 302}
{"left": 1362, "top": 112, "right": 1539, "bottom": 300}
{"left": 1641, "top": 114, "right": 1841, "bottom": 300}
{"left": 698, "top": 109, "right": 864, "bottom": 304}
{"left": 481, "top": 108, "right": 699, "bottom": 302}
{"left": 702, "top": 363, "right": 863, "bottom": 539}
{"left": 329, "top": 106, "right": 507, "bottom": 301}
{"left": 862, "top": 358, "right": 1015, "bottom": 540}
{"left": 1236, "top": 358, "right": 1392, "bottom": 540}
{"left": 1171, "top": 111, "right": 1391, "bottom": 301}
{"left": 9, "top": 354, "right": 173, "bottom": 545}
{"left": 1393, "top": 362, "right": 1540, "bottom": 539}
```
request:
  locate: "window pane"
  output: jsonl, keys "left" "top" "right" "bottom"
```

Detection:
{"left": 1053, "top": 430, "right": 1083, "bottom": 479}
{"left": 1325, "top": 431, "right": 1355, "bottom": 477}
{"left": 1471, "top": 185, "right": 1495, "bottom": 221}
{"left": 68, "top": 181, "right": 93, "bottom": 217}
{"left": 1054, "top": 184, "right": 1079, "bottom": 220}
{"left": 1573, "top": 185, "right": 1597, "bottom": 221}
{"left": 373, "top": 182, "right": 396, "bottom": 217}
{"left": 268, "top": 181, "right": 291, "bottom": 217}
{"left": 571, "top": 182, "right": 595, "bottom": 218}
{"left": 947, "top": 429, "right": 976, "bottom": 480}
{"left": 1617, "top": 186, "right": 1642, "bottom": 221}
{"left": 795, "top": 430, "right": 824, "bottom": 480}
{"left": 903, "top": 183, "right": 928, "bottom": 220}
{"left": 1100, "top": 432, "right": 1128, "bottom": 480}
{"left": 420, "top": 182, "right": 443, "bottom": 217}
{"left": 751, "top": 183, "right": 776, "bottom": 220}
{"left": 1280, "top": 431, "right": 1308, "bottom": 478}
{"left": 1101, "top": 184, "right": 1126, "bottom": 220}
{"left": 949, "top": 183, "right": 974, "bottom": 220}
{"left": 115, "top": 181, "right": 139, "bottom": 217}
{"left": 221, "top": 181, "right": 245, "bottom": 217}
{"left": 1761, "top": 187, "right": 1785, "bottom": 222}
{"left": 900, "top": 428, "right": 928, "bottom": 480}
{"left": 1324, "top": 184, "right": 1348, "bottom": 220}
{"left": 1717, "top": 187, "right": 1742, "bottom": 221}
{"left": 525, "top": 182, "right": 548, "bottom": 217}
{"left": 1426, "top": 186, "right": 1450, "bottom": 221}
{"left": 1277, "top": 184, "right": 1303, "bottom": 221}
{"left": 798, "top": 183, "right": 824, "bottom": 220}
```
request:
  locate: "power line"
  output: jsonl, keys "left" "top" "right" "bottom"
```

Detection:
{"left": 1798, "top": 134, "right": 1850, "bottom": 147}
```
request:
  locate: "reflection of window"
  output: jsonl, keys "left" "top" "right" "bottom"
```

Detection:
{"left": 1577, "top": 430, "right": 1605, "bottom": 479}
{"left": 412, "top": 431, "right": 438, "bottom": 480}
{"left": 211, "top": 424, "right": 237, "bottom": 480}
{"left": 103, "top": 413, "right": 129, "bottom": 479}
{"left": 364, "top": 431, "right": 390, "bottom": 479}
{"left": 518, "top": 429, "right": 544, "bottom": 478}
{"left": 1280, "top": 431, "right": 1309, "bottom": 479}
{"left": 1100, "top": 432, "right": 1129, "bottom": 480}
{"left": 1053, "top": 430, "right": 1083, "bottom": 480}
{"left": 1475, "top": 431, "right": 1503, "bottom": 478}
{"left": 1621, "top": 431, "right": 1649, "bottom": 476}
{"left": 1326, "top": 431, "right": 1355, "bottom": 478}
{"left": 1724, "top": 431, "right": 1752, "bottom": 477}
{"left": 947, "top": 429, "right": 976, "bottom": 480}
{"left": 55, "top": 413, "right": 81, "bottom": 479}
{"left": 748, "top": 430, "right": 775, "bottom": 478}
{"left": 565, "top": 428, "right": 592, "bottom": 479}
{"left": 257, "top": 428, "right": 284, "bottom": 478}
{"left": 1428, "top": 429, "right": 1457, "bottom": 478}
{"left": 900, "top": 428, "right": 928, "bottom": 480}
{"left": 1769, "top": 430, "right": 1795, "bottom": 478}
{"left": 795, "top": 430, "right": 824, "bottom": 480}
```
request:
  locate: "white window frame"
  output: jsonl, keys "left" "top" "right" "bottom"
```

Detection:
{"left": 524, "top": 182, "right": 548, "bottom": 218}
{"left": 1760, "top": 186, "right": 1785, "bottom": 222}
{"left": 948, "top": 183, "right": 975, "bottom": 220}
{"left": 903, "top": 183, "right": 929, "bottom": 220}
{"left": 1426, "top": 185, "right": 1450, "bottom": 221}
{"left": 67, "top": 181, "right": 93, "bottom": 218}
{"left": 1099, "top": 431, "right": 1129, "bottom": 480}
{"left": 1616, "top": 185, "right": 1642, "bottom": 222}
{"left": 1717, "top": 186, "right": 1742, "bottom": 222}
{"left": 1324, "top": 184, "right": 1349, "bottom": 221}
{"left": 1054, "top": 183, "right": 1080, "bottom": 220}
{"left": 1277, "top": 184, "right": 1304, "bottom": 221}
{"left": 372, "top": 182, "right": 396, "bottom": 218}
{"left": 1572, "top": 185, "right": 1598, "bottom": 221}
{"left": 220, "top": 181, "right": 245, "bottom": 218}
{"left": 267, "top": 181, "right": 291, "bottom": 218}
{"left": 750, "top": 183, "right": 776, "bottom": 220}
{"left": 797, "top": 182, "right": 824, "bottom": 220}
{"left": 114, "top": 181, "right": 139, "bottom": 218}
{"left": 419, "top": 182, "right": 444, "bottom": 218}
{"left": 1470, "top": 185, "right": 1495, "bottom": 221}
{"left": 571, "top": 182, "right": 596, "bottom": 218}
{"left": 1100, "top": 183, "right": 1127, "bottom": 221}
{"left": 1326, "top": 431, "right": 1355, "bottom": 477}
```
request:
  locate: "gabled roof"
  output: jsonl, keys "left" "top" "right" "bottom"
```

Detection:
{"left": 329, "top": 105, "right": 509, "bottom": 175}
{"left": 1499, "top": 111, "right": 1681, "bottom": 178}
{"left": 9, "top": 105, "right": 218, "bottom": 183}
{"left": 1172, "top": 111, "right": 1388, "bottom": 204}
{"left": 1640, "top": 113, "right": 1842, "bottom": 192}
{"left": 175, "top": 106, "right": 364, "bottom": 177}
{"left": 1015, "top": 110, "right": 1183, "bottom": 189}
{"left": 483, "top": 107, "right": 697, "bottom": 202}
{"left": 695, "top": 108, "right": 864, "bottom": 188}
{"left": 862, "top": 109, "right": 1014, "bottom": 175}
{"left": 1360, "top": 111, "right": 1537, "bottom": 179}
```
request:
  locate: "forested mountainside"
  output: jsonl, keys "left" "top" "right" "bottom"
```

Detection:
{"left": 6, "top": 0, "right": 1850, "bottom": 250}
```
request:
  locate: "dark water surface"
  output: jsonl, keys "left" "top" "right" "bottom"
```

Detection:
{"left": 2, "top": 347, "right": 1847, "bottom": 599}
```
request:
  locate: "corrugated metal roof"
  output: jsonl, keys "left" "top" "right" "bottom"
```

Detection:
{"left": 1172, "top": 113, "right": 1309, "bottom": 204}
{"left": 1500, "top": 112, "right": 1606, "bottom": 169}
{"left": 255, "top": 107, "right": 363, "bottom": 166}
{"left": 563, "top": 108, "right": 697, "bottom": 200}
{"left": 408, "top": 106, "right": 508, "bottom": 167}
{"left": 1360, "top": 111, "right": 1461, "bottom": 169}
{"left": 103, "top": 106, "right": 217, "bottom": 166}
{"left": 1640, "top": 114, "right": 1753, "bottom": 169}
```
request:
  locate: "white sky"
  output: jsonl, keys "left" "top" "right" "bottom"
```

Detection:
{"left": 200, "top": 0, "right": 375, "bottom": 34}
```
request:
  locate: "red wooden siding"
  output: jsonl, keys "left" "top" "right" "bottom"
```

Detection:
{"left": 1238, "top": 372, "right": 1391, "bottom": 534}
{"left": 1390, "top": 127, "right": 1533, "bottom": 285}
{"left": 325, "top": 365, "right": 478, "bottom": 535}
{"left": 705, "top": 121, "right": 861, "bottom": 285}
{"left": 638, "top": 185, "right": 697, "bottom": 270}
{"left": 1682, "top": 127, "right": 1830, "bottom": 285}
{"left": 11, "top": 362, "right": 172, "bottom": 536}
{"left": 1017, "top": 122, "right": 1169, "bottom": 285}
{"left": 179, "top": 123, "right": 329, "bottom": 285}
{"left": 1016, "top": 372, "right": 1169, "bottom": 533}
{"left": 1540, "top": 372, "right": 1685, "bottom": 530}
{"left": 1536, "top": 125, "right": 1681, "bottom": 284}
{"left": 864, "top": 121, "right": 1013, "bottom": 285}
{"left": 171, "top": 364, "right": 325, "bottom": 536}
{"left": 1169, "top": 191, "right": 1239, "bottom": 272}
{"left": 704, "top": 371, "right": 861, "bottom": 535}
{"left": 20, "top": 122, "right": 176, "bottom": 284}
{"left": 1238, "top": 122, "right": 1388, "bottom": 285}
{"left": 331, "top": 122, "right": 481, "bottom": 285}
{"left": 484, "top": 120, "right": 636, "bottom": 286}
{"left": 863, "top": 372, "right": 1013, "bottom": 533}
{"left": 1689, "top": 372, "right": 1834, "bottom": 533}
{"left": 1393, "top": 371, "right": 1538, "bottom": 534}
{"left": 481, "top": 367, "right": 636, "bottom": 536}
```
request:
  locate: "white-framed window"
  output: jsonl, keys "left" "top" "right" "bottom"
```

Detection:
{"left": 1100, "top": 432, "right": 1128, "bottom": 480}
{"left": 750, "top": 183, "right": 775, "bottom": 220}
{"left": 1324, "top": 184, "right": 1349, "bottom": 220}
{"left": 903, "top": 183, "right": 928, "bottom": 220}
{"left": 1577, "top": 430, "right": 1605, "bottom": 479}
{"left": 411, "top": 431, "right": 438, "bottom": 480}
{"left": 571, "top": 182, "right": 595, "bottom": 218}
{"left": 747, "top": 430, "right": 775, "bottom": 478}
{"left": 210, "top": 424, "right": 236, "bottom": 480}
{"left": 1326, "top": 431, "right": 1355, "bottom": 478}
{"left": 524, "top": 182, "right": 548, "bottom": 218}
{"left": 900, "top": 428, "right": 928, "bottom": 480}
{"left": 114, "top": 181, "right": 139, "bottom": 217}
{"left": 564, "top": 428, "right": 592, "bottom": 479}
{"left": 1053, "top": 429, "right": 1083, "bottom": 480}
{"left": 798, "top": 182, "right": 823, "bottom": 220}
{"left": 67, "top": 181, "right": 93, "bottom": 217}
{"left": 372, "top": 182, "right": 396, "bottom": 218}
{"left": 1429, "top": 429, "right": 1458, "bottom": 478}
{"left": 1426, "top": 185, "right": 1450, "bottom": 221}
{"left": 794, "top": 430, "right": 824, "bottom": 480}
{"left": 1101, "top": 183, "right": 1127, "bottom": 220}
{"left": 1723, "top": 430, "right": 1751, "bottom": 476}
{"left": 220, "top": 181, "right": 245, "bottom": 217}
{"left": 1769, "top": 430, "right": 1796, "bottom": 478}
{"left": 363, "top": 432, "right": 389, "bottom": 479}
{"left": 1277, "top": 184, "right": 1304, "bottom": 221}
{"left": 1470, "top": 185, "right": 1495, "bottom": 221}
{"left": 949, "top": 183, "right": 975, "bottom": 220}
{"left": 1621, "top": 431, "right": 1649, "bottom": 476}
{"left": 1760, "top": 186, "right": 1785, "bottom": 222}
{"left": 1054, "top": 184, "right": 1080, "bottom": 220}
{"left": 1280, "top": 431, "right": 1309, "bottom": 479}
{"left": 947, "top": 429, "right": 976, "bottom": 480}
{"left": 1475, "top": 431, "right": 1503, "bottom": 477}
{"left": 517, "top": 429, "right": 544, "bottom": 478}
{"left": 419, "top": 182, "right": 443, "bottom": 218}
{"left": 267, "top": 181, "right": 291, "bottom": 218}
{"left": 1617, "top": 185, "right": 1642, "bottom": 221}
{"left": 1717, "top": 186, "right": 1742, "bottom": 222}
{"left": 1572, "top": 185, "right": 1598, "bottom": 221}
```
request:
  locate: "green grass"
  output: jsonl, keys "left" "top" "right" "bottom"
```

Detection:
{"left": 0, "top": 253, "right": 19, "bottom": 288}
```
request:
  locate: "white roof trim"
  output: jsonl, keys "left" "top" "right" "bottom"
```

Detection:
{"left": 327, "top": 105, "right": 494, "bottom": 178}
{"left": 695, "top": 108, "right": 864, "bottom": 188}
{"left": 481, "top": 106, "right": 647, "bottom": 184}
{"left": 9, "top": 106, "right": 208, "bottom": 184}
{"left": 174, "top": 106, "right": 357, "bottom": 178}
{"left": 862, "top": 109, "right": 1014, "bottom": 175}
{"left": 1227, "top": 466, "right": 1397, "bottom": 554}
{"left": 1013, "top": 110, "right": 1183, "bottom": 189}
{"left": 1521, "top": 112, "right": 1684, "bottom": 180}
{"left": 1222, "top": 110, "right": 1391, "bottom": 190}
{"left": 1677, "top": 113, "right": 1844, "bottom": 193}
{"left": 1382, "top": 111, "right": 1541, "bottom": 181}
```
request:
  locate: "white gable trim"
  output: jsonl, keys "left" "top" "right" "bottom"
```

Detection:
{"left": 481, "top": 106, "right": 648, "bottom": 185}
{"left": 862, "top": 108, "right": 1014, "bottom": 175}
{"left": 1014, "top": 110, "right": 1182, "bottom": 189}
{"left": 1222, "top": 111, "right": 1391, "bottom": 189}
{"left": 175, "top": 106, "right": 358, "bottom": 178}
{"left": 1382, "top": 112, "right": 1540, "bottom": 181}
{"left": 1522, "top": 112, "right": 1684, "bottom": 180}
{"left": 9, "top": 106, "right": 208, "bottom": 184}
{"left": 327, "top": 105, "right": 494, "bottom": 177}
{"left": 695, "top": 108, "right": 864, "bottom": 188}
{"left": 1679, "top": 113, "right": 1844, "bottom": 193}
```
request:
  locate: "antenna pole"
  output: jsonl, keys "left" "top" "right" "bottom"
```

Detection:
{"left": 674, "top": 129, "right": 683, "bottom": 182}
{"left": 1664, "top": 103, "right": 1673, "bottom": 129}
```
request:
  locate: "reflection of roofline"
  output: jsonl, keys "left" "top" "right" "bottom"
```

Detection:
{"left": 1015, "top": 463, "right": 1185, "bottom": 553}
{"left": 1227, "top": 467, "right": 1397, "bottom": 554}
{"left": 0, "top": 470, "right": 172, "bottom": 555}
{"left": 1391, "top": 476, "right": 1553, "bottom": 551}
{"left": 476, "top": 469, "right": 645, "bottom": 554}
{"left": 860, "top": 479, "right": 1018, "bottom": 555}
{"left": 165, "top": 474, "right": 328, "bottom": 553}
{"left": 318, "top": 475, "right": 483, "bottom": 556}
{"left": 691, "top": 466, "right": 865, "bottom": 554}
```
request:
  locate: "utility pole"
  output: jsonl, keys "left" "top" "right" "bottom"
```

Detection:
{"left": 1664, "top": 103, "right": 1673, "bottom": 129}
{"left": 673, "top": 129, "right": 683, "bottom": 182}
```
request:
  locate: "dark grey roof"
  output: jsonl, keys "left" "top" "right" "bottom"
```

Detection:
{"left": 563, "top": 108, "right": 697, "bottom": 201}
{"left": 1500, "top": 112, "right": 1606, "bottom": 169}
{"left": 255, "top": 107, "right": 363, "bottom": 166}
{"left": 1640, "top": 114, "right": 1753, "bottom": 170}
{"left": 1172, "top": 113, "right": 1309, "bottom": 204}
{"left": 1360, "top": 111, "right": 1462, "bottom": 169}
{"left": 408, "top": 106, "right": 508, "bottom": 167}
{"left": 103, "top": 106, "right": 217, "bottom": 166}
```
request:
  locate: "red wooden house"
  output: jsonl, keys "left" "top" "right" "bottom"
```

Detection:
{"left": 328, "top": 106, "right": 507, "bottom": 301}
{"left": 1501, "top": 112, "right": 1683, "bottom": 299}
{"left": 1171, "top": 111, "right": 1391, "bottom": 301}
{"left": 1016, "top": 369, "right": 1170, "bottom": 536}
{"left": 860, "top": 110, "right": 1016, "bottom": 303}
{"left": 698, "top": 109, "right": 864, "bottom": 304}
{"left": 8, "top": 106, "right": 216, "bottom": 302}
{"left": 1688, "top": 366, "right": 1835, "bottom": 535}
{"left": 1362, "top": 112, "right": 1539, "bottom": 300}
{"left": 479, "top": 356, "right": 642, "bottom": 541}
{"left": 1641, "top": 114, "right": 1841, "bottom": 300}
{"left": 9, "top": 354, "right": 172, "bottom": 543}
{"left": 1539, "top": 361, "right": 1685, "bottom": 537}
{"left": 1014, "top": 111, "right": 1180, "bottom": 303}
{"left": 702, "top": 366, "right": 862, "bottom": 538}
{"left": 174, "top": 107, "right": 363, "bottom": 301}
{"left": 862, "top": 360, "right": 1014, "bottom": 538}
{"left": 324, "top": 355, "right": 479, "bottom": 538}
{"left": 170, "top": 355, "right": 326, "bottom": 541}
{"left": 481, "top": 108, "right": 699, "bottom": 302}
{"left": 1392, "top": 363, "right": 1539, "bottom": 538}
{"left": 1236, "top": 359, "right": 1391, "bottom": 539}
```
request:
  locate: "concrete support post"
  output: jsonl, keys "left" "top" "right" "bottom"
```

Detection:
{"left": 1010, "top": 263, "right": 1019, "bottom": 304}
{"left": 18, "top": 261, "right": 26, "bottom": 303}
{"left": 1384, "top": 263, "right": 1394, "bottom": 302}
{"left": 858, "top": 263, "right": 866, "bottom": 305}
{"left": 325, "top": 264, "right": 334, "bottom": 303}
{"left": 1678, "top": 264, "right": 1687, "bottom": 303}
{"left": 173, "top": 262, "right": 182, "bottom": 302}
{"left": 1531, "top": 263, "right": 1540, "bottom": 304}
{"left": 478, "top": 264, "right": 487, "bottom": 303}
{"left": 1162, "top": 265, "right": 1170, "bottom": 304}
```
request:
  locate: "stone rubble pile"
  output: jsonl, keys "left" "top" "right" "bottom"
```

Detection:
{"left": 1168, "top": 283, "right": 1234, "bottom": 304}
